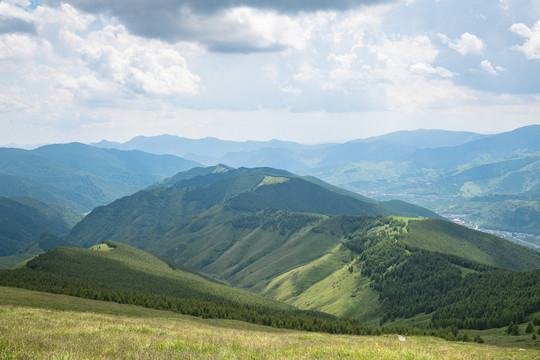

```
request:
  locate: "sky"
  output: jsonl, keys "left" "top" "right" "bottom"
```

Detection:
{"left": 1, "top": 0, "right": 540, "bottom": 146}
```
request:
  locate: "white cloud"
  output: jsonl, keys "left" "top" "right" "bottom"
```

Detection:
{"left": 439, "top": 32, "right": 485, "bottom": 55}
{"left": 74, "top": 25, "right": 202, "bottom": 96}
{"left": 481, "top": 59, "right": 497, "bottom": 74}
{"left": 510, "top": 21, "right": 540, "bottom": 60}
{"left": 2, "top": 0, "right": 540, "bottom": 147}
{"left": 480, "top": 59, "right": 505, "bottom": 75}
{"left": 0, "top": 33, "right": 51, "bottom": 59}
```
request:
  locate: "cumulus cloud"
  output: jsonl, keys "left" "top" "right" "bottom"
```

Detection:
{"left": 439, "top": 32, "right": 485, "bottom": 55}
{"left": 480, "top": 59, "right": 505, "bottom": 75}
{"left": 44, "top": 0, "right": 392, "bottom": 52}
{"left": 510, "top": 21, "right": 540, "bottom": 60}
{"left": 59, "top": 24, "right": 202, "bottom": 96}
{"left": 0, "top": 33, "right": 51, "bottom": 59}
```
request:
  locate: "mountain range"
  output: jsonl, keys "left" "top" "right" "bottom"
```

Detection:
{"left": 0, "top": 141, "right": 539, "bottom": 341}
{"left": 92, "top": 126, "right": 540, "bottom": 239}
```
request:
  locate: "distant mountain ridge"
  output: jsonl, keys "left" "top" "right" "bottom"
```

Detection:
{"left": 91, "top": 128, "right": 491, "bottom": 169}
{"left": 0, "top": 143, "right": 200, "bottom": 212}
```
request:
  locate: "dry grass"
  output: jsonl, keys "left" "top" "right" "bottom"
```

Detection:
{"left": 1, "top": 304, "right": 539, "bottom": 360}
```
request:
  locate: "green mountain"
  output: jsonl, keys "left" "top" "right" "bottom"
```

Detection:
{"left": 262, "top": 215, "right": 540, "bottom": 329}
{"left": 0, "top": 143, "right": 200, "bottom": 212}
{"left": 0, "top": 196, "right": 81, "bottom": 257}
{"left": 64, "top": 165, "right": 540, "bottom": 330}
{"left": 66, "top": 166, "right": 434, "bottom": 250}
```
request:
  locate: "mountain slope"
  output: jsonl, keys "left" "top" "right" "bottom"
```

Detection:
{"left": 0, "top": 196, "right": 81, "bottom": 257}
{"left": 260, "top": 215, "right": 540, "bottom": 328}
{"left": 12, "top": 241, "right": 289, "bottom": 309}
{"left": 66, "top": 166, "right": 430, "bottom": 251}
{"left": 0, "top": 241, "right": 378, "bottom": 335}
{"left": 0, "top": 144, "right": 200, "bottom": 212}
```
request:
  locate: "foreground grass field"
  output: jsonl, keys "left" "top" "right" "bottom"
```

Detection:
{"left": 1, "top": 287, "right": 538, "bottom": 359}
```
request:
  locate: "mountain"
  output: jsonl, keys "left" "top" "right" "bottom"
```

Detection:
{"left": 90, "top": 127, "right": 540, "bottom": 238}
{"left": 93, "top": 135, "right": 317, "bottom": 166}
{"left": 408, "top": 125, "right": 540, "bottom": 169}
{"left": 0, "top": 143, "right": 200, "bottom": 212}
{"left": 92, "top": 128, "right": 487, "bottom": 170}
{"left": 261, "top": 215, "right": 540, "bottom": 328}
{"left": 363, "top": 129, "right": 486, "bottom": 149}
{"left": 66, "top": 166, "right": 435, "bottom": 249}
{"left": 0, "top": 196, "right": 81, "bottom": 257}
{"left": 64, "top": 165, "right": 540, "bottom": 329}
{"left": 2, "top": 240, "right": 290, "bottom": 309}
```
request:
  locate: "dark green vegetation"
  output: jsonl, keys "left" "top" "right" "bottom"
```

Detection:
{"left": 0, "top": 196, "right": 80, "bottom": 257}
{"left": 0, "top": 143, "right": 199, "bottom": 213}
{"left": 60, "top": 165, "right": 540, "bottom": 333}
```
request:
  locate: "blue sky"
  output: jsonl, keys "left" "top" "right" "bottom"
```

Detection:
{"left": 1, "top": 0, "right": 539, "bottom": 145}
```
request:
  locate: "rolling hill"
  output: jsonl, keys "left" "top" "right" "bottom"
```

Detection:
{"left": 0, "top": 240, "right": 375, "bottom": 335}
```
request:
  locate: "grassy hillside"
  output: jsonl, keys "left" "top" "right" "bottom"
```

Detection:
{"left": 403, "top": 218, "right": 540, "bottom": 271}
{"left": 247, "top": 215, "right": 540, "bottom": 329}
{"left": 1, "top": 287, "right": 539, "bottom": 358}
{"left": 0, "top": 241, "right": 288, "bottom": 310}
{"left": 0, "top": 241, "right": 384, "bottom": 335}
{"left": 66, "top": 166, "right": 434, "bottom": 252}
{"left": 0, "top": 196, "right": 81, "bottom": 257}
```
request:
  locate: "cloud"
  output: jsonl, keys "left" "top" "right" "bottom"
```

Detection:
{"left": 439, "top": 32, "right": 485, "bottom": 55}
{"left": 510, "top": 21, "right": 540, "bottom": 60}
{"left": 45, "top": 0, "right": 393, "bottom": 52}
{"left": 0, "top": 33, "right": 51, "bottom": 59}
{"left": 59, "top": 24, "right": 202, "bottom": 96}
{"left": 48, "top": 0, "right": 392, "bottom": 16}
{"left": 480, "top": 59, "right": 505, "bottom": 75}
{"left": 0, "top": 16, "right": 36, "bottom": 35}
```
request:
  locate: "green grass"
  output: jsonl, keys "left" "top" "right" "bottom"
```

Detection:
{"left": 403, "top": 218, "right": 540, "bottom": 271}
{"left": 1, "top": 286, "right": 539, "bottom": 359}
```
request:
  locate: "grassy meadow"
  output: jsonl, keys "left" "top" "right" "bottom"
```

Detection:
{"left": 1, "top": 287, "right": 539, "bottom": 359}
